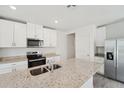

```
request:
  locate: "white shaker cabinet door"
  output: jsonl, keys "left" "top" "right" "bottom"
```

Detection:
{"left": 43, "top": 28, "right": 50, "bottom": 47}
{"left": 27, "top": 23, "right": 35, "bottom": 39}
{"left": 35, "top": 25, "right": 43, "bottom": 40}
{"left": 0, "top": 63, "right": 12, "bottom": 74}
{"left": 96, "top": 27, "right": 106, "bottom": 46}
{"left": 14, "top": 22, "right": 27, "bottom": 47}
{"left": 0, "top": 19, "right": 14, "bottom": 47}
{"left": 14, "top": 61, "right": 28, "bottom": 71}
{"left": 50, "top": 30, "right": 57, "bottom": 47}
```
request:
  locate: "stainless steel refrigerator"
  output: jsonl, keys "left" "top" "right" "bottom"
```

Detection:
{"left": 105, "top": 39, "right": 124, "bottom": 82}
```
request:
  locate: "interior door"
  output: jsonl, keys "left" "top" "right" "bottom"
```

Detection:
{"left": 14, "top": 22, "right": 27, "bottom": 47}
{"left": 75, "top": 30, "right": 90, "bottom": 61}
{"left": 117, "top": 39, "right": 124, "bottom": 82}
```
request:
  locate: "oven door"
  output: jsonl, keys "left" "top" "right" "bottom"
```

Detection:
{"left": 28, "top": 58, "right": 46, "bottom": 68}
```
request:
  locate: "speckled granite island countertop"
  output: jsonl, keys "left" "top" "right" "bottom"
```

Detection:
{"left": 0, "top": 59, "right": 102, "bottom": 88}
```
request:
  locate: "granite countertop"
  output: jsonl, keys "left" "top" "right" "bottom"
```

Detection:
{"left": 44, "top": 53, "right": 60, "bottom": 58}
{"left": 0, "top": 53, "right": 59, "bottom": 64}
{"left": 0, "top": 58, "right": 102, "bottom": 88}
{"left": 0, "top": 56, "right": 27, "bottom": 64}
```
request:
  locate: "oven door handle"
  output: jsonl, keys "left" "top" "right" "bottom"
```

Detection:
{"left": 29, "top": 58, "right": 45, "bottom": 62}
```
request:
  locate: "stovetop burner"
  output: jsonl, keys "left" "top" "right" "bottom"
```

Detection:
{"left": 27, "top": 52, "right": 43, "bottom": 60}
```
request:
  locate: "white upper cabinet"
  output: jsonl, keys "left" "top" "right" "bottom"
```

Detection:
{"left": 95, "top": 27, "right": 106, "bottom": 46}
{"left": 35, "top": 25, "right": 43, "bottom": 40}
{"left": 27, "top": 23, "right": 43, "bottom": 40}
{"left": 50, "top": 29, "right": 57, "bottom": 47}
{"left": 14, "top": 22, "right": 27, "bottom": 47}
{"left": 43, "top": 28, "right": 50, "bottom": 47}
{"left": 0, "top": 19, "right": 27, "bottom": 47}
{"left": 0, "top": 19, "right": 14, "bottom": 47}
{"left": 27, "top": 23, "right": 35, "bottom": 39}
{"left": 43, "top": 28, "right": 57, "bottom": 47}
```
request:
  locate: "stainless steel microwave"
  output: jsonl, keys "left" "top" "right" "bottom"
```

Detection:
{"left": 27, "top": 39, "right": 43, "bottom": 48}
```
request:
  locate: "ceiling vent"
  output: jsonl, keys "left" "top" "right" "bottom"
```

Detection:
{"left": 66, "top": 5, "right": 76, "bottom": 8}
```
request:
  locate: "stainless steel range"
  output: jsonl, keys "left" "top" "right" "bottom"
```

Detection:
{"left": 27, "top": 52, "right": 46, "bottom": 68}
{"left": 27, "top": 52, "right": 61, "bottom": 76}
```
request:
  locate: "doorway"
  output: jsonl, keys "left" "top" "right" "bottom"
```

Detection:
{"left": 67, "top": 33, "right": 75, "bottom": 59}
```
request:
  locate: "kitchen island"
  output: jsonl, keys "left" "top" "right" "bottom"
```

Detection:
{"left": 0, "top": 58, "right": 102, "bottom": 88}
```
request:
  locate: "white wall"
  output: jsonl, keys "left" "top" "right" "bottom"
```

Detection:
{"left": 0, "top": 31, "right": 67, "bottom": 60}
{"left": 67, "top": 25, "right": 96, "bottom": 61}
{"left": 106, "top": 20, "right": 124, "bottom": 39}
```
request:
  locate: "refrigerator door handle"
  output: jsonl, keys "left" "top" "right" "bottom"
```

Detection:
{"left": 116, "top": 47, "right": 118, "bottom": 69}
{"left": 113, "top": 51, "right": 117, "bottom": 68}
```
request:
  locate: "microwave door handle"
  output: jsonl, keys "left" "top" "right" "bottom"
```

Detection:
{"left": 39, "top": 41, "right": 41, "bottom": 47}
{"left": 40, "top": 41, "right": 43, "bottom": 47}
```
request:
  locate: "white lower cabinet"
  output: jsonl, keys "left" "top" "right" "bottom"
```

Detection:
{"left": 0, "top": 61, "right": 28, "bottom": 74}
{"left": 12, "top": 61, "right": 28, "bottom": 71}
{"left": 81, "top": 76, "right": 93, "bottom": 88}
{"left": 0, "top": 64, "right": 12, "bottom": 74}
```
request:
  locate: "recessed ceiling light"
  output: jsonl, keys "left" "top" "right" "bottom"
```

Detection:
{"left": 9, "top": 5, "right": 16, "bottom": 10}
{"left": 54, "top": 20, "right": 58, "bottom": 24}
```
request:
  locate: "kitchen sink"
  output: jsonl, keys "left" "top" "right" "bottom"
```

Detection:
{"left": 30, "top": 64, "right": 62, "bottom": 76}
{"left": 30, "top": 68, "right": 48, "bottom": 76}
{"left": 52, "top": 64, "right": 62, "bottom": 70}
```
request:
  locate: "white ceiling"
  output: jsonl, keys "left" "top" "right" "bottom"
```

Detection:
{"left": 0, "top": 5, "right": 124, "bottom": 31}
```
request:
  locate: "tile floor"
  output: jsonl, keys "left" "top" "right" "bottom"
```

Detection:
{"left": 94, "top": 74, "right": 124, "bottom": 88}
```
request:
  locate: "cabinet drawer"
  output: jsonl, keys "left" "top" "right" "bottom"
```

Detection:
{"left": 0, "top": 61, "right": 28, "bottom": 74}
{"left": 16, "top": 65, "right": 27, "bottom": 71}
{"left": 14, "top": 61, "right": 27, "bottom": 66}
{"left": 0, "top": 63, "right": 12, "bottom": 69}
{"left": 0, "top": 68, "right": 12, "bottom": 74}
